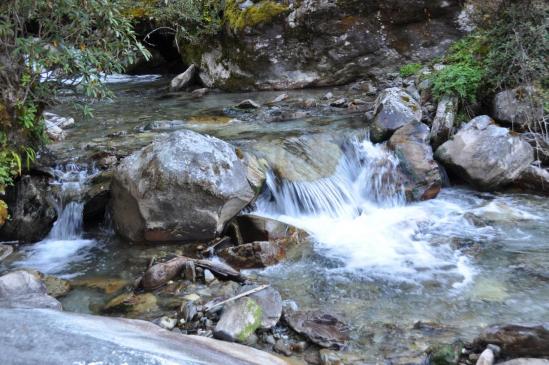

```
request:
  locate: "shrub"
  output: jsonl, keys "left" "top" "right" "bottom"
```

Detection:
{"left": 0, "top": 0, "right": 148, "bottom": 194}
{"left": 399, "top": 63, "right": 422, "bottom": 77}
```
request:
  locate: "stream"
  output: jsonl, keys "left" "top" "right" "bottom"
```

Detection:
{"left": 2, "top": 75, "right": 548, "bottom": 362}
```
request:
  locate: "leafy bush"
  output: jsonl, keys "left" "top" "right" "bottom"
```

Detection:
{"left": 399, "top": 63, "right": 422, "bottom": 77}
{"left": 0, "top": 0, "right": 148, "bottom": 193}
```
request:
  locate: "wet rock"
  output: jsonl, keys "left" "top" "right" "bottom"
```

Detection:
{"left": 242, "top": 151, "right": 269, "bottom": 193}
{"left": 472, "top": 324, "right": 549, "bottom": 357}
{"left": 214, "top": 297, "right": 263, "bottom": 343}
{"left": 303, "top": 98, "right": 317, "bottom": 108}
{"left": 237, "top": 99, "right": 261, "bottom": 109}
{"left": 238, "top": 285, "right": 282, "bottom": 329}
{"left": 218, "top": 240, "right": 289, "bottom": 269}
{"left": 284, "top": 310, "right": 350, "bottom": 350}
{"left": 111, "top": 130, "right": 254, "bottom": 242}
{"left": 476, "top": 348, "right": 494, "bottom": 365}
{"left": 497, "top": 359, "right": 549, "bottom": 365}
{"left": 71, "top": 277, "right": 128, "bottom": 294}
{"left": 369, "top": 88, "right": 422, "bottom": 142}
{"left": 0, "top": 308, "right": 289, "bottom": 365}
{"left": 0, "top": 271, "right": 62, "bottom": 310}
{"left": 435, "top": 116, "right": 534, "bottom": 190}
{"left": 330, "top": 98, "right": 347, "bottom": 108}
{"left": 170, "top": 64, "right": 197, "bottom": 91}
{"left": 0, "top": 174, "right": 57, "bottom": 243}
{"left": 204, "top": 269, "right": 215, "bottom": 284}
{"left": 323, "top": 92, "right": 334, "bottom": 100}
{"left": 42, "top": 275, "right": 71, "bottom": 298}
{"left": 274, "top": 339, "right": 293, "bottom": 356}
{"left": 0, "top": 244, "right": 13, "bottom": 262}
{"left": 191, "top": 87, "right": 209, "bottom": 98}
{"left": 45, "top": 120, "right": 66, "bottom": 141}
{"left": 253, "top": 133, "right": 342, "bottom": 181}
{"left": 428, "top": 342, "right": 463, "bottom": 365}
{"left": 83, "top": 169, "right": 112, "bottom": 224}
{"left": 228, "top": 214, "right": 307, "bottom": 244}
{"left": 184, "top": 261, "right": 196, "bottom": 282}
{"left": 182, "top": 301, "right": 198, "bottom": 322}
{"left": 430, "top": 96, "right": 458, "bottom": 150}
{"left": 159, "top": 316, "right": 177, "bottom": 330}
{"left": 44, "top": 112, "right": 75, "bottom": 129}
{"left": 511, "top": 165, "right": 549, "bottom": 196}
{"left": 388, "top": 121, "right": 442, "bottom": 200}
{"left": 492, "top": 86, "right": 544, "bottom": 131}
{"left": 271, "top": 93, "right": 289, "bottom": 103}
{"left": 143, "top": 119, "right": 186, "bottom": 131}
{"left": 319, "top": 349, "right": 343, "bottom": 365}
{"left": 103, "top": 292, "right": 158, "bottom": 316}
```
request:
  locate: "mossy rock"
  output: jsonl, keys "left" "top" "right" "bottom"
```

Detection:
{"left": 224, "top": 0, "right": 289, "bottom": 32}
{"left": 72, "top": 277, "right": 129, "bottom": 295}
{"left": 103, "top": 292, "right": 158, "bottom": 316}
{"left": 428, "top": 341, "right": 463, "bottom": 365}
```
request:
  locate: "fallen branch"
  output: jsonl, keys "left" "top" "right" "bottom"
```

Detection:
{"left": 204, "top": 284, "right": 270, "bottom": 312}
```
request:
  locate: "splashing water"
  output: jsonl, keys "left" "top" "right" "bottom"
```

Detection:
{"left": 14, "top": 164, "right": 97, "bottom": 277}
{"left": 255, "top": 137, "right": 480, "bottom": 287}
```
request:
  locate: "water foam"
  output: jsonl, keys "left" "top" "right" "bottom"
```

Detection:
{"left": 255, "top": 137, "right": 480, "bottom": 287}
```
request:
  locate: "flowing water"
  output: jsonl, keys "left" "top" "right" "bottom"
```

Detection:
{"left": 2, "top": 75, "right": 548, "bottom": 362}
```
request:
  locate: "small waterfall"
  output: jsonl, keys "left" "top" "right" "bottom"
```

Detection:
{"left": 255, "top": 136, "right": 476, "bottom": 287}
{"left": 14, "top": 163, "right": 97, "bottom": 277}
{"left": 256, "top": 137, "right": 406, "bottom": 218}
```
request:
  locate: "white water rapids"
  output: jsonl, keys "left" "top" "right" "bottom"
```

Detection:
{"left": 255, "top": 137, "right": 489, "bottom": 287}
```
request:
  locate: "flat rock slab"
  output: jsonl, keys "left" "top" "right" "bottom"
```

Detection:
{"left": 0, "top": 308, "right": 289, "bottom": 365}
{"left": 284, "top": 310, "right": 350, "bottom": 350}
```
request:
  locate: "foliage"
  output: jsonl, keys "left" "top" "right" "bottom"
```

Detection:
{"left": 224, "top": 0, "right": 289, "bottom": 32}
{"left": 429, "top": 35, "right": 487, "bottom": 104}
{"left": 126, "top": 0, "right": 224, "bottom": 46}
{"left": 0, "top": 0, "right": 148, "bottom": 193}
{"left": 399, "top": 63, "right": 422, "bottom": 78}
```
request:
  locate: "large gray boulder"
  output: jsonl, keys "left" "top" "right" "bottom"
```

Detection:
{"left": 388, "top": 121, "right": 442, "bottom": 201}
{"left": 111, "top": 130, "right": 254, "bottom": 243}
{"left": 492, "top": 86, "right": 544, "bottom": 130}
{"left": 369, "top": 88, "right": 422, "bottom": 142}
{"left": 435, "top": 116, "right": 534, "bottom": 190}
{"left": 0, "top": 308, "right": 289, "bottom": 365}
{"left": 0, "top": 174, "right": 57, "bottom": 243}
{"left": 0, "top": 271, "right": 62, "bottom": 310}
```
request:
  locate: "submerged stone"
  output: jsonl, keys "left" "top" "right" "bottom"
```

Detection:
{"left": 284, "top": 310, "right": 350, "bottom": 350}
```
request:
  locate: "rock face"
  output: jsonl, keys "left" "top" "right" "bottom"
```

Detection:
{"left": 111, "top": 130, "right": 254, "bottom": 242}
{"left": 430, "top": 96, "right": 458, "bottom": 149}
{"left": 0, "top": 308, "right": 289, "bottom": 365}
{"left": 169, "top": 64, "right": 197, "bottom": 91}
{"left": 492, "top": 86, "right": 544, "bottom": 130}
{"left": 369, "top": 88, "right": 422, "bottom": 142}
{"left": 214, "top": 297, "right": 263, "bottom": 342}
{"left": 183, "top": 0, "right": 463, "bottom": 90}
{"left": 435, "top": 116, "right": 534, "bottom": 190}
{"left": 512, "top": 165, "right": 549, "bottom": 195}
{"left": 388, "top": 121, "right": 442, "bottom": 200}
{"left": 0, "top": 174, "right": 57, "bottom": 243}
{"left": 473, "top": 324, "right": 549, "bottom": 358}
{"left": 0, "top": 271, "right": 62, "bottom": 310}
{"left": 284, "top": 310, "right": 350, "bottom": 350}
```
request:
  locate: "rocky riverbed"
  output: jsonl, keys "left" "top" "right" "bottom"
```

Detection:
{"left": 0, "top": 73, "right": 548, "bottom": 365}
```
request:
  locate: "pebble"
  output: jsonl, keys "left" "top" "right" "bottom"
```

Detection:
{"left": 204, "top": 269, "right": 215, "bottom": 284}
{"left": 476, "top": 349, "right": 495, "bottom": 365}
{"left": 274, "top": 340, "right": 293, "bottom": 356}
{"left": 183, "top": 293, "right": 200, "bottom": 302}
{"left": 159, "top": 316, "right": 177, "bottom": 330}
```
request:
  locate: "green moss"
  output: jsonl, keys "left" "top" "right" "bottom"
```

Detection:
{"left": 224, "top": 0, "right": 288, "bottom": 32}
{"left": 399, "top": 63, "right": 422, "bottom": 77}
{"left": 236, "top": 298, "right": 263, "bottom": 342}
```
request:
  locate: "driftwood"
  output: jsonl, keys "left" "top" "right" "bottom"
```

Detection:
{"left": 141, "top": 256, "right": 243, "bottom": 291}
{"left": 204, "top": 284, "right": 270, "bottom": 312}
{"left": 141, "top": 256, "right": 191, "bottom": 290}
{"left": 195, "top": 259, "right": 243, "bottom": 282}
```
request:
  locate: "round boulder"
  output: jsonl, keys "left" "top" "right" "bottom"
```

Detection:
{"left": 435, "top": 116, "right": 533, "bottom": 190}
{"left": 111, "top": 130, "right": 254, "bottom": 243}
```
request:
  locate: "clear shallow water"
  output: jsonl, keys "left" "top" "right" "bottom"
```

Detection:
{"left": 3, "top": 76, "right": 548, "bottom": 362}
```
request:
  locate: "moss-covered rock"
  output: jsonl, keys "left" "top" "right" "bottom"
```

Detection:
{"left": 213, "top": 297, "right": 263, "bottom": 343}
{"left": 224, "top": 0, "right": 289, "bottom": 32}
